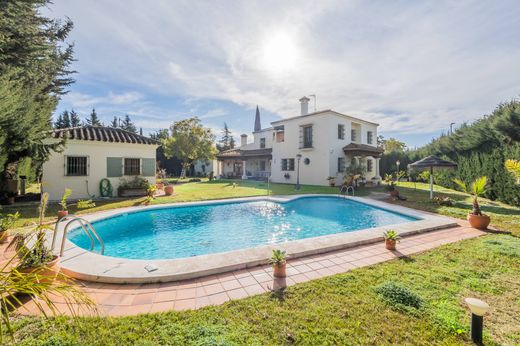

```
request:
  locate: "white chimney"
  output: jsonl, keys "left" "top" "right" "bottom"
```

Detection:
{"left": 240, "top": 134, "right": 247, "bottom": 147}
{"left": 299, "top": 96, "right": 310, "bottom": 115}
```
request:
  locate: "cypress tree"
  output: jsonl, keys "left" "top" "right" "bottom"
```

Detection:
{"left": 0, "top": 1, "right": 75, "bottom": 192}
{"left": 110, "top": 116, "right": 119, "bottom": 128}
{"left": 120, "top": 115, "right": 137, "bottom": 133}
{"left": 86, "top": 108, "right": 102, "bottom": 126}
{"left": 70, "top": 109, "right": 81, "bottom": 127}
{"left": 62, "top": 110, "right": 71, "bottom": 128}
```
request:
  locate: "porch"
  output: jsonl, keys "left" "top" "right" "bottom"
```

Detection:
{"left": 216, "top": 148, "right": 272, "bottom": 180}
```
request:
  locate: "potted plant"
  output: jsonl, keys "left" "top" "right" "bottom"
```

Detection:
{"left": 0, "top": 212, "right": 19, "bottom": 243}
{"left": 384, "top": 174, "right": 399, "bottom": 197}
{"left": 326, "top": 176, "right": 336, "bottom": 187}
{"left": 117, "top": 177, "right": 150, "bottom": 197}
{"left": 269, "top": 249, "right": 287, "bottom": 278}
{"left": 164, "top": 184, "right": 174, "bottom": 196}
{"left": 155, "top": 181, "right": 165, "bottom": 190}
{"left": 383, "top": 230, "right": 400, "bottom": 250}
{"left": 9, "top": 193, "right": 60, "bottom": 282}
{"left": 143, "top": 184, "right": 156, "bottom": 206}
{"left": 453, "top": 176, "right": 490, "bottom": 230}
{"left": 57, "top": 188, "right": 95, "bottom": 219}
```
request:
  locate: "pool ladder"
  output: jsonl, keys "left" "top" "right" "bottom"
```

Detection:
{"left": 51, "top": 214, "right": 105, "bottom": 256}
{"left": 340, "top": 185, "right": 355, "bottom": 198}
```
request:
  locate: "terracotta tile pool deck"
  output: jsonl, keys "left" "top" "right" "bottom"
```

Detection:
{"left": 9, "top": 219, "right": 485, "bottom": 317}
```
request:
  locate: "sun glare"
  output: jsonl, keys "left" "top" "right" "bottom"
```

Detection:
{"left": 260, "top": 31, "right": 300, "bottom": 74}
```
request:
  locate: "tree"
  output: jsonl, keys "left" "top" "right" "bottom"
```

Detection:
{"left": 120, "top": 114, "right": 137, "bottom": 133}
{"left": 85, "top": 108, "right": 102, "bottom": 126}
{"left": 217, "top": 122, "right": 234, "bottom": 151}
{"left": 54, "top": 112, "right": 64, "bottom": 129}
{"left": 110, "top": 116, "right": 119, "bottom": 128}
{"left": 382, "top": 137, "right": 407, "bottom": 153}
{"left": 0, "top": 1, "right": 74, "bottom": 193}
{"left": 161, "top": 117, "right": 217, "bottom": 178}
{"left": 70, "top": 109, "right": 81, "bottom": 127}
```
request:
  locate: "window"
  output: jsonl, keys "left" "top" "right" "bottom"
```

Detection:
{"left": 281, "top": 158, "right": 295, "bottom": 171}
{"left": 367, "top": 131, "right": 373, "bottom": 144}
{"left": 338, "top": 124, "right": 345, "bottom": 140}
{"left": 66, "top": 156, "right": 88, "bottom": 176}
{"left": 124, "top": 158, "right": 141, "bottom": 175}
{"left": 337, "top": 157, "right": 345, "bottom": 173}
{"left": 260, "top": 160, "right": 266, "bottom": 171}
{"left": 302, "top": 125, "right": 313, "bottom": 148}
{"left": 351, "top": 129, "right": 357, "bottom": 142}
{"left": 260, "top": 138, "right": 266, "bottom": 148}
{"left": 276, "top": 131, "right": 284, "bottom": 142}
{"left": 288, "top": 158, "right": 295, "bottom": 171}
{"left": 367, "top": 159, "right": 373, "bottom": 172}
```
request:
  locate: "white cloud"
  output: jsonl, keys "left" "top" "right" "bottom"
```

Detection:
{"left": 45, "top": 0, "right": 520, "bottom": 135}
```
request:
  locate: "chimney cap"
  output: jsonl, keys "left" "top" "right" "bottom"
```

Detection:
{"left": 240, "top": 134, "right": 247, "bottom": 137}
{"left": 299, "top": 96, "right": 310, "bottom": 102}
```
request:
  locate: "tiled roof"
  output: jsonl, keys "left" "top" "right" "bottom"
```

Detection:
{"left": 49, "top": 126, "right": 158, "bottom": 145}
{"left": 217, "top": 148, "right": 272, "bottom": 159}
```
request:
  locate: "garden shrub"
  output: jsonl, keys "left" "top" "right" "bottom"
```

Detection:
{"left": 374, "top": 281, "right": 424, "bottom": 313}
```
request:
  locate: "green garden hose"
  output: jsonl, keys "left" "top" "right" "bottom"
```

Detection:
{"left": 99, "top": 178, "right": 113, "bottom": 197}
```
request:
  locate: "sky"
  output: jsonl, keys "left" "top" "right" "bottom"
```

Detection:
{"left": 43, "top": 0, "right": 520, "bottom": 148}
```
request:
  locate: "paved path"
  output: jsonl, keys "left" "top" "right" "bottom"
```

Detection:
{"left": 9, "top": 220, "right": 484, "bottom": 317}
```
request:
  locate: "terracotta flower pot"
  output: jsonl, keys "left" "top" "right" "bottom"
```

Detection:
{"left": 467, "top": 213, "right": 490, "bottom": 230}
{"left": 389, "top": 190, "right": 399, "bottom": 198}
{"left": 329, "top": 182, "right": 336, "bottom": 187}
{"left": 164, "top": 185, "right": 174, "bottom": 196}
{"left": 19, "top": 255, "right": 60, "bottom": 283}
{"left": 0, "top": 230, "right": 8, "bottom": 243}
{"left": 385, "top": 239, "right": 396, "bottom": 250}
{"left": 273, "top": 263, "right": 287, "bottom": 278}
{"left": 57, "top": 210, "right": 69, "bottom": 220}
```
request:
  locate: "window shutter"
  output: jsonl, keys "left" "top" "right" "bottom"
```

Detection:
{"left": 141, "top": 158, "right": 156, "bottom": 177}
{"left": 107, "top": 157, "right": 123, "bottom": 177}
{"left": 64, "top": 155, "right": 68, "bottom": 176}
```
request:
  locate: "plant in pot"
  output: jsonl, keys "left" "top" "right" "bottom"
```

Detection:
{"left": 269, "top": 249, "right": 287, "bottom": 277}
{"left": 143, "top": 184, "right": 156, "bottom": 206}
{"left": 326, "top": 176, "right": 336, "bottom": 187}
{"left": 383, "top": 230, "right": 400, "bottom": 250}
{"left": 453, "top": 176, "right": 490, "bottom": 230}
{"left": 57, "top": 188, "right": 95, "bottom": 220}
{"left": 0, "top": 212, "right": 19, "bottom": 244}
{"left": 384, "top": 174, "right": 399, "bottom": 197}
{"left": 9, "top": 193, "right": 60, "bottom": 282}
{"left": 164, "top": 183, "right": 174, "bottom": 196}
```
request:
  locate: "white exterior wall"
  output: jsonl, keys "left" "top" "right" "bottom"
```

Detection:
{"left": 193, "top": 159, "right": 219, "bottom": 176}
{"left": 42, "top": 140, "right": 157, "bottom": 200}
{"left": 252, "top": 129, "right": 274, "bottom": 149}
{"left": 270, "top": 111, "right": 378, "bottom": 186}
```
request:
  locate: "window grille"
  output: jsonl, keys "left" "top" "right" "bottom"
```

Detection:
{"left": 124, "top": 158, "right": 141, "bottom": 175}
{"left": 66, "top": 156, "right": 88, "bottom": 176}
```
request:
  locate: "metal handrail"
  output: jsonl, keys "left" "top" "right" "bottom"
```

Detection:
{"left": 340, "top": 185, "right": 355, "bottom": 197}
{"left": 52, "top": 214, "right": 105, "bottom": 256}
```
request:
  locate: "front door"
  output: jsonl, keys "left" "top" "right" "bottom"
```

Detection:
{"left": 233, "top": 162, "right": 243, "bottom": 177}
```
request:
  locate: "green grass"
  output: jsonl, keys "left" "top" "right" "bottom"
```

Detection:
{"left": 7, "top": 234, "right": 520, "bottom": 345}
{"left": 383, "top": 182, "right": 520, "bottom": 235}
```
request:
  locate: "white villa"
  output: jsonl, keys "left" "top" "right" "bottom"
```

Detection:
{"left": 217, "top": 97, "right": 382, "bottom": 186}
{"left": 42, "top": 126, "right": 158, "bottom": 200}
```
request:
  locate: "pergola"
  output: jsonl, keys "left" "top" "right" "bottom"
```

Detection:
{"left": 408, "top": 155, "right": 457, "bottom": 199}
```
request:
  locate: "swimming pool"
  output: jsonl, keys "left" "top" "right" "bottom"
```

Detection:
{"left": 68, "top": 196, "right": 418, "bottom": 260}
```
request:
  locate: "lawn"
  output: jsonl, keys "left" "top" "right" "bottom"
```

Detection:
{"left": 7, "top": 234, "right": 520, "bottom": 345}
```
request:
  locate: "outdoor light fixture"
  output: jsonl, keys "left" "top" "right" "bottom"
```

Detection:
{"left": 295, "top": 154, "right": 302, "bottom": 191}
{"left": 465, "top": 297, "right": 489, "bottom": 345}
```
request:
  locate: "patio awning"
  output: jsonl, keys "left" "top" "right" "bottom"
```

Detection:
{"left": 216, "top": 148, "right": 272, "bottom": 160}
{"left": 342, "top": 143, "right": 383, "bottom": 157}
{"left": 408, "top": 155, "right": 457, "bottom": 199}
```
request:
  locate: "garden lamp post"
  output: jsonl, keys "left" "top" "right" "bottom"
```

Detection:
{"left": 295, "top": 154, "right": 302, "bottom": 191}
{"left": 465, "top": 297, "right": 489, "bottom": 345}
{"left": 396, "top": 160, "right": 400, "bottom": 185}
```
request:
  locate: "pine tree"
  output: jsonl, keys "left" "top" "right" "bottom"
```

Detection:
{"left": 218, "top": 122, "right": 233, "bottom": 151}
{"left": 0, "top": 1, "right": 75, "bottom": 191}
{"left": 54, "top": 113, "right": 64, "bottom": 129}
{"left": 70, "top": 109, "right": 81, "bottom": 127}
{"left": 120, "top": 115, "right": 137, "bottom": 133}
{"left": 86, "top": 108, "right": 102, "bottom": 126}
{"left": 110, "top": 116, "right": 119, "bottom": 128}
{"left": 62, "top": 110, "right": 71, "bottom": 128}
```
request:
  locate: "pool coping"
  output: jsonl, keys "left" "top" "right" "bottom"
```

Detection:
{"left": 52, "top": 194, "right": 459, "bottom": 284}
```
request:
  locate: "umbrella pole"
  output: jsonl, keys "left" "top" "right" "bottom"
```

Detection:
{"left": 429, "top": 166, "right": 433, "bottom": 199}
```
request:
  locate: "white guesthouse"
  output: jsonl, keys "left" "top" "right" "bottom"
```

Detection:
{"left": 217, "top": 98, "right": 383, "bottom": 186}
{"left": 42, "top": 126, "right": 158, "bottom": 200}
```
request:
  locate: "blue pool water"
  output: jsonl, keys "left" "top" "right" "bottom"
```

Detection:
{"left": 68, "top": 197, "right": 418, "bottom": 260}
